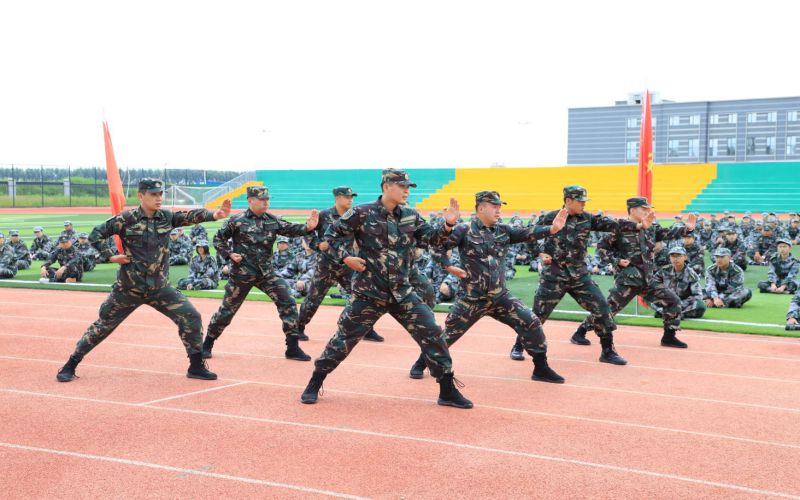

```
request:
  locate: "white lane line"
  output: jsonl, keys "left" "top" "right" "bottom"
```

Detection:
{"left": 1, "top": 389, "right": 797, "bottom": 499}
{"left": 137, "top": 381, "right": 249, "bottom": 406}
{"left": 0, "top": 441, "right": 367, "bottom": 499}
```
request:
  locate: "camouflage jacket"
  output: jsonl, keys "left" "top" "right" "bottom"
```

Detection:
{"left": 767, "top": 255, "right": 800, "bottom": 284}
{"left": 190, "top": 224, "right": 208, "bottom": 243}
{"left": 537, "top": 210, "right": 639, "bottom": 279}
{"left": 214, "top": 209, "right": 309, "bottom": 278}
{"left": 75, "top": 242, "right": 99, "bottom": 262}
{"left": 654, "top": 264, "right": 703, "bottom": 303}
{"left": 323, "top": 196, "right": 451, "bottom": 302}
{"left": 308, "top": 206, "right": 355, "bottom": 268}
{"left": 0, "top": 243, "right": 17, "bottom": 271}
{"left": 595, "top": 222, "right": 687, "bottom": 284}
{"left": 42, "top": 246, "right": 83, "bottom": 270}
{"left": 441, "top": 218, "right": 552, "bottom": 299}
{"left": 169, "top": 238, "right": 190, "bottom": 258}
{"left": 30, "top": 235, "right": 53, "bottom": 255}
{"left": 272, "top": 250, "right": 294, "bottom": 270}
{"left": 788, "top": 290, "right": 800, "bottom": 320}
{"left": 717, "top": 238, "right": 747, "bottom": 262}
{"left": 10, "top": 240, "right": 31, "bottom": 265}
{"left": 90, "top": 206, "right": 216, "bottom": 290}
{"left": 751, "top": 234, "right": 778, "bottom": 256}
{"left": 60, "top": 229, "right": 77, "bottom": 242}
{"left": 188, "top": 254, "right": 219, "bottom": 283}
{"left": 787, "top": 226, "right": 800, "bottom": 241}
{"left": 704, "top": 263, "right": 746, "bottom": 298}
{"left": 683, "top": 242, "right": 705, "bottom": 269}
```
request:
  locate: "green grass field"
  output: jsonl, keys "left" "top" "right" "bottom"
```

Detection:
{"left": 1, "top": 212, "right": 798, "bottom": 338}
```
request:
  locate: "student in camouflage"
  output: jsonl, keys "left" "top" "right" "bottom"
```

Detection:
{"left": 681, "top": 232, "right": 705, "bottom": 275}
{"left": 29, "top": 226, "right": 54, "bottom": 261}
{"left": 749, "top": 224, "right": 778, "bottom": 265}
{"left": 715, "top": 224, "right": 748, "bottom": 270}
{"left": 40, "top": 236, "right": 84, "bottom": 283}
{"left": 168, "top": 229, "right": 191, "bottom": 265}
{"left": 407, "top": 190, "right": 568, "bottom": 383}
{"left": 8, "top": 230, "right": 31, "bottom": 270}
{"left": 61, "top": 221, "right": 77, "bottom": 243}
{"left": 757, "top": 239, "right": 799, "bottom": 294}
{"left": 703, "top": 247, "right": 752, "bottom": 308}
{"left": 203, "top": 185, "right": 319, "bottom": 362}
{"left": 176, "top": 240, "right": 219, "bottom": 291}
{"left": 272, "top": 236, "right": 294, "bottom": 270}
{"left": 189, "top": 223, "right": 208, "bottom": 245}
{"left": 75, "top": 232, "right": 99, "bottom": 272}
{"left": 652, "top": 246, "right": 706, "bottom": 319}
{"left": 301, "top": 168, "right": 473, "bottom": 409}
{"left": 55, "top": 178, "right": 231, "bottom": 383}
{"left": 0, "top": 232, "right": 18, "bottom": 279}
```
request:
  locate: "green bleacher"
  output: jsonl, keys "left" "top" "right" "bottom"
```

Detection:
{"left": 231, "top": 168, "right": 456, "bottom": 210}
{"left": 685, "top": 162, "right": 800, "bottom": 213}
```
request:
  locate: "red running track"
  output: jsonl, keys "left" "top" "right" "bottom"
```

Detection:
{"left": 1, "top": 288, "right": 799, "bottom": 499}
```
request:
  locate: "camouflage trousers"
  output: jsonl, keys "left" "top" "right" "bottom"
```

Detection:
{"left": 703, "top": 288, "right": 753, "bottom": 308}
{"left": 315, "top": 292, "right": 452, "bottom": 378}
{"left": 31, "top": 250, "right": 50, "bottom": 261}
{"left": 680, "top": 299, "right": 706, "bottom": 319}
{"left": 298, "top": 263, "right": 352, "bottom": 329}
{"left": 0, "top": 267, "right": 16, "bottom": 279}
{"left": 73, "top": 284, "right": 203, "bottom": 357}
{"left": 446, "top": 291, "right": 546, "bottom": 355}
{"left": 581, "top": 279, "right": 682, "bottom": 332}
{"left": 169, "top": 255, "right": 190, "bottom": 266}
{"left": 45, "top": 264, "right": 83, "bottom": 283}
{"left": 757, "top": 279, "right": 799, "bottom": 294}
{"left": 16, "top": 259, "right": 31, "bottom": 270}
{"left": 207, "top": 273, "right": 299, "bottom": 341}
{"left": 533, "top": 270, "right": 616, "bottom": 336}
{"left": 410, "top": 267, "right": 436, "bottom": 308}
{"left": 176, "top": 276, "right": 218, "bottom": 291}
{"left": 82, "top": 258, "right": 96, "bottom": 273}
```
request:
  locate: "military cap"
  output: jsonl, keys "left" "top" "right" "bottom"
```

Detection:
{"left": 626, "top": 197, "right": 651, "bottom": 209}
{"left": 247, "top": 185, "right": 270, "bottom": 199}
{"left": 668, "top": 246, "right": 687, "bottom": 255}
{"left": 682, "top": 231, "right": 696, "bottom": 239}
{"left": 0, "top": 232, "right": 4, "bottom": 238}
{"left": 716, "top": 224, "right": 733, "bottom": 233}
{"left": 138, "top": 178, "right": 164, "bottom": 193}
{"left": 9, "top": 230, "right": 19, "bottom": 236}
{"left": 597, "top": 210, "right": 604, "bottom": 215}
{"left": 674, "top": 214, "right": 683, "bottom": 219}
{"left": 693, "top": 211, "right": 700, "bottom": 216}
{"left": 195, "top": 239, "right": 210, "bottom": 247}
{"left": 713, "top": 247, "right": 732, "bottom": 257}
{"left": 754, "top": 220, "right": 763, "bottom": 226}
{"left": 170, "top": 229, "right": 179, "bottom": 236}
{"left": 761, "top": 212, "right": 768, "bottom": 217}
{"left": 776, "top": 238, "right": 793, "bottom": 247}
{"left": 429, "top": 212, "right": 435, "bottom": 217}
{"left": 381, "top": 168, "right": 417, "bottom": 187}
{"left": 724, "top": 210, "right": 730, "bottom": 215}
{"left": 791, "top": 218, "right": 800, "bottom": 224}
{"left": 475, "top": 190, "right": 506, "bottom": 205}
{"left": 63, "top": 220, "right": 72, "bottom": 226}
{"left": 276, "top": 236, "right": 290, "bottom": 244}
{"left": 78, "top": 232, "right": 89, "bottom": 238}
{"left": 33, "top": 226, "right": 43, "bottom": 232}
{"left": 58, "top": 235, "right": 71, "bottom": 243}
{"left": 742, "top": 214, "right": 752, "bottom": 220}
{"left": 763, "top": 223, "right": 776, "bottom": 231}
{"left": 332, "top": 186, "right": 357, "bottom": 197}
{"left": 563, "top": 185, "right": 589, "bottom": 201}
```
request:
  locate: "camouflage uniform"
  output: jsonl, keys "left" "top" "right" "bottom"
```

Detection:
{"left": 715, "top": 225, "right": 748, "bottom": 270}
{"left": 168, "top": 230, "right": 191, "bottom": 265}
{"left": 787, "top": 289, "right": 800, "bottom": 322}
{"left": 176, "top": 244, "right": 219, "bottom": 291}
{"left": 272, "top": 245, "right": 294, "bottom": 271}
{"left": 410, "top": 248, "right": 436, "bottom": 308}
{"left": 704, "top": 248, "right": 752, "bottom": 308}
{"left": 682, "top": 237, "right": 706, "bottom": 275}
{"left": 75, "top": 234, "right": 100, "bottom": 272}
{"left": 190, "top": 224, "right": 208, "bottom": 244}
{"left": 96, "top": 236, "right": 120, "bottom": 264}
{"left": 29, "top": 228, "right": 54, "bottom": 260}
{"left": 757, "top": 241, "right": 799, "bottom": 294}
{"left": 206, "top": 187, "right": 310, "bottom": 345}
{"left": 8, "top": 231, "right": 31, "bottom": 270}
{"left": 748, "top": 227, "right": 778, "bottom": 264}
{"left": 42, "top": 238, "right": 85, "bottom": 282}
{"left": 0, "top": 233, "right": 18, "bottom": 279}
{"left": 60, "top": 222, "right": 77, "bottom": 243}
{"left": 652, "top": 247, "right": 706, "bottom": 319}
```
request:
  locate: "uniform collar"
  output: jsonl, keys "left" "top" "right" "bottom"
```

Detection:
{"left": 376, "top": 196, "right": 402, "bottom": 218}
{"left": 133, "top": 206, "right": 165, "bottom": 221}
{"left": 245, "top": 208, "right": 268, "bottom": 220}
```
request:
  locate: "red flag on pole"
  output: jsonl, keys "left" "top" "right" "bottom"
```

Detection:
{"left": 103, "top": 121, "right": 125, "bottom": 253}
{"left": 637, "top": 91, "right": 654, "bottom": 308}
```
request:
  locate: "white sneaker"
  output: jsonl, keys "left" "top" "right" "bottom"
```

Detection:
{"left": 39, "top": 278, "right": 51, "bottom": 284}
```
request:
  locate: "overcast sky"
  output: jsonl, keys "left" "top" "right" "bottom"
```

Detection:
{"left": 1, "top": 0, "right": 796, "bottom": 171}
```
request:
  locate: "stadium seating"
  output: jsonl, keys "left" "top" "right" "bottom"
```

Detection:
{"left": 685, "top": 162, "right": 800, "bottom": 213}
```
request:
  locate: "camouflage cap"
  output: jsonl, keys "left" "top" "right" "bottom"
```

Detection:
{"left": 668, "top": 246, "right": 687, "bottom": 255}
{"left": 78, "top": 232, "right": 89, "bottom": 238}
{"left": 247, "top": 185, "right": 270, "bottom": 199}
{"left": 777, "top": 238, "right": 793, "bottom": 247}
{"left": 0, "top": 232, "right": 4, "bottom": 238}
{"left": 744, "top": 210, "right": 752, "bottom": 215}
{"left": 674, "top": 214, "right": 683, "bottom": 219}
{"left": 563, "top": 185, "right": 589, "bottom": 201}
{"left": 626, "top": 197, "right": 651, "bottom": 209}
{"left": 381, "top": 168, "right": 417, "bottom": 187}
{"left": 792, "top": 218, "right": 800, "bottom": 224}
{"left": 58, "top": 235, "right": 71, "bottom": 243}
{"left": 195, "top": 239, "right": 210, "bottom": 247}
{"left": 276, "top": 236, "right": 290, "bottom": 244}
{"left": 170, "top": 229, "right": 179, "bottom": 236}
{"left": 763, "top": 223, "right": 776, "bottom": 231}
{"left": 713, "top": 247, "right": 732, "bottom": 257}
{"left": 33, "top": 226, "right": 43, "bottom": 232}
{"left": 138, "top": 178, "right": 164, "bottom": 193}
{"left": 717, "top": 224, "right": 733, "bottom": 233}
{"left": 475, "top": 190, "right": 506, "bottom": 205}
{"left": 63, "top": 220, "right": 72, "bottom": 226}
{"left": 332, "top": 186, "right": 357, "bottom": 197}
{"left": 682, "top": 231, "right": 696, "bottom": 239}
{"left": 9, "top": 230, "right": 19, "bottom": 236}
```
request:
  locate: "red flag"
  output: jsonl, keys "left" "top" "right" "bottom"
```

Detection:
{"left": 103, "top": 121, "right": 125, "bottom": 253}
{"left": 637, "top": 91, "right": 653, "bottom": 308}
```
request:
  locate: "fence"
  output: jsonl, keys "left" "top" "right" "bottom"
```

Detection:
{"left": 0, "top": 165, "right": 243, "bottom": 208}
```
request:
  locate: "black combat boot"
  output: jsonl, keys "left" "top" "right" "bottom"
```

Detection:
{"left": 297, "top": 327, "right": 309, "bottom": 341}
{"left": 56, "top": 354, "right": 82, "bottom": 382}
{"left": 531, "top": 352, "right": 565, "bottom": 383}
{"left": 510, "top": 340, "right": 525, "bottom": 361}
{"left": 201, "top": 336, "right": 215, "bottom": 359}
{"left": 363, "top": 329, "right": 385, "bottom": 342}
{"left": 285, "top": 336, "right": 312, "bottom": 361}
{"left": 409, "top": 354, "right": 426, "bottom": 379}
{"left": 661, "top": 327, "right": 688, "bottom": 348}
{"left": 437, "top": 373, "right": 473, "bottom": 409}
{"left": 570, "top": 324, "right": 591, "bottom": 346}
{"left": 301, "top": 371, "right": 327, "bottom": 404}
{"left": 187, "top": 352, "right": 218, "bottom": 380}
{"left": 599, "top": 336, "right": 627, "bottom": 365}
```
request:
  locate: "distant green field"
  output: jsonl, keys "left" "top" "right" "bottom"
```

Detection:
{"left": 1, "top": 212, "right": 798, "bottom": 338}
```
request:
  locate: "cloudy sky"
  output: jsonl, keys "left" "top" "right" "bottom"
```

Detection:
{"left": 0, "top": 0, "right": 796, "bottom": 171}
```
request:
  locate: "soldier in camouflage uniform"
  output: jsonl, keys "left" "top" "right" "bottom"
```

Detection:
{"left": 168, "top": 229, "right": 191, "bottom": 265}
{"left": 0, "top": 232, "right": 18, "bottom": 279}
{"left": 572, "top": 198, "right": 694, "bottom": 353}
{"left": 60, "top": 221, "right": 77, "bottom": 243}
{"left": 8, "top": 230, "right": 31, "bottom": 270}
{"left": 272, "top": 236, "right": 294, "bottom": 271}
{"left": 408, "top": 191, "right": 568, "bottom": 382}
{"left": 189, "top": 223, "right": 208, "bottom": 245}
{"left": 739, "top": 213, "right": 755, "bottom": 241}
{"left": 715, "top": 224, "right": 748, "bottom": 270}
{"left": 509, "top": 186, "right": 642, "bottom": 365}
{"left": 681, "top": 232, "right": 705, "bottom": 275}
{"left": 176, "top": 240, "right": 219, "bottom": 291}
{"left": 652, "top": 246, "right": 706, "bottom": 319}
{"left": 757, "top": 239, "right": 799, "bottom": 294}
{"left": 55, "top": 178, "right": 230, "bottom": 382}
{"left": 203, "top": 185, "right": 319, "bottom": 362}
{"left": 749, "top": 224, "right": 778, "bottom": 265}
{"left": 29, "top": 226, "right": 54, "bottom": 261}
{"left": 75, "top": 232, "right": 99, "bottom": 272}
{"left": 278, "top": 239, "right": 317, "bottom": 298}
{"left": 301, "top": 169, "right": 473, "bottom": 409}
{"left": 40, "top": 235, "right": 84, "bottom": 283}
{"left": 703, "top": 247, "right": 752, "bottom": 309}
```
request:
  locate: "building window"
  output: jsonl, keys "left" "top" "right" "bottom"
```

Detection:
{"left": 652, "top": 117, "right": 657, "bottom": 128}
{"left": 766, "top": 136, "right": 776, "bottom": 154}
{"left": 688, "top": 138, "right": 699, "bottom": 157}
{"left": 627, "top": 117, "right": 639, "bottom": 128}
{"left": 710, "top": 114, "right": 719, "bottom": 125}
{"left": 669, "top": 115, "right": 681, "bottom": 127}
{"left": 789, "top": 111, "right": 799, "bottom": 122}
{"left": 726, "top": 138, "right": 736, "bottom": 155}
{"left": 746, "top": 136, "right": 756, "bottom": 155}
{"left": 787, "top": 136, "right": 798, "bottom": 155}
{"left": 626, "top": 141, "right": 638, "bottom": 161}
{"left": 668, "top": 139, "right": 681, "bottom": 157}
{"left": 729, "top": 113, "right": 737, "bottom": 124}
{"left": 689, "top": 115, "right": 700, "bottom": 126}
{"left": 767, "top": 112, "right": 777, "bottom": 123}
{"left": 709, "top": 139, "right": 719, "bottom": 157}
{"left": 747, "top": 112, "right": 757, "bottom": 123}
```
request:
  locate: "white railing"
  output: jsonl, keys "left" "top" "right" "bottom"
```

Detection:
{"left": 201, "top": 171, "right": 256, "bottom": 205}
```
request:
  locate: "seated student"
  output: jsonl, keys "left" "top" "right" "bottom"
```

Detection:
{"left": 758, "top": 238, "right": 799, "bottom": 294}
{"left": 168, "top": 229, "right": 191, "bottom": 265}
{"left": 272, "top": 236, "right": 293, "bottom": 270}
{"left": 8, "top": 230, "right": 31, "bottom": 270}
{"left": 703, "top": 247, "right": 752, "bottom": 309}
{"left": 653, "top": 246, "right": 705, "bottom": 319}
{"left": 40, "top": 235, "right": 84, "bottom": 283}
{"left": 681, "top": 232, "right": 705, "bottom": 275}
{"left": 74, "top": 232, "right": 99, "bottom": 272}
{"left": 0, "top": 232, "right": 19, "bottom": 279}
{"left": 176, "top": 240, "right": 219, "bottom": 291}
{"left": 189, "top": 223, "right": 208, "bottom": 245}
{"left": 29, "top": 226, "right": 54, "bottom": 261}
{"left": 748, "top": 223, "right": 778, "bottom": 265}
{"left": 715, "top": 224, "right": 748, "bottom": 271}
{"left": 787, "top": 289, "right": 800, "bottom": 330}
{"left": 788, "top": 218, "right": 800, "bottom": 244}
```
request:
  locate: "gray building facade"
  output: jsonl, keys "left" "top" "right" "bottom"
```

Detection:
{"left": 568, "top": 95, "right": 800, "bottom": 165}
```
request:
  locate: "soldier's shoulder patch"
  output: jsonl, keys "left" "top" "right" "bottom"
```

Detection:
{"left": 399, "top": 214, "right": 417, "bottom": 225}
